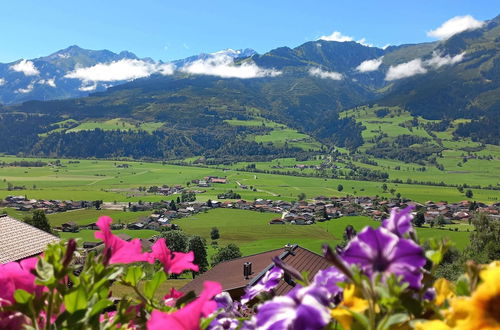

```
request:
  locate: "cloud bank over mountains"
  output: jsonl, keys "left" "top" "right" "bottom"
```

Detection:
{"left": 427, "top": 15, "right": 485, "bottom": 40}
{"left": 385, "top": 51, "right": 466, "bottom": 81}
{"left": 65, "top": 59, "right": 175, "bottom": 83}
{"left": 180, "top": 53, "right": 281, "bottom": 78}
{"left": 10, "top": 59, "right": 40, "bottom": 76}
{"left": 318, "top": 31, "right": 373, "bottom": 47}
{"left": 356, "top": 57, "right": 383, "bottom": 72}
{"left": 308, "top": 67, "right": 343, "bottom": 80}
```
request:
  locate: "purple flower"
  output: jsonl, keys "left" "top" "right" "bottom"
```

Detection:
{"left": 342, "top": 226, "right": 426, "bottom": 288}
{"left": 208, "top": 317, "right": 239, "bottom": 330}
{"left": 382, "top": 206, "right": 414, "bottom": 237}
{"left": 311, "top": 266, "right": 345, "bottom": 299}
{"left": 241, "top": 266, "right": 283, "bottom": 305}
{"left": 253, "top": 286, "right": 331, "bottom": 330}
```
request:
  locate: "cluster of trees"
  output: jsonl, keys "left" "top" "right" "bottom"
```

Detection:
{"left": 435, "top": 213, "right": 500, "bottom": 281}
{"left": 217, "top": 190, "right": 241, "bottom": 199}
{"left": 0, "top": 160, "right": 47, "bottom": 167}
{"left": 159, "top": 227, "right": 242, "bottom": 274}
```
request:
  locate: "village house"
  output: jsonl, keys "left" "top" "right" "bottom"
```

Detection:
{"left": 180, "top": 244, "right": 330, "bottom": 301}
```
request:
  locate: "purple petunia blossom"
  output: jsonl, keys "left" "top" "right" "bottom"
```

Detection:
{"left": 382, "top": 206, "right": 414, "bottom": 237}
{"left": 253, "top": 285, "right": 331, "bottom": 330}
{"left": 241, "top": 266, "right": 283, "bottom": 305}
{"left": 342, "top": 226, "right": 426, "bottom": 289}
{"left": 311, "top": 266, "right": 345, "bottom": 300}
{"left": 209, "top": 292, "right": 247, "bottom": 329}
{"left": 208, "top": 317, "right": 240, "bottom": 330}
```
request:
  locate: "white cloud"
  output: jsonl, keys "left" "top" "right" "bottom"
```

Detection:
{"left": 319, "top": 31, "right": 372, "bottom": 47}
{"left": 385, "top": 59, "right": 427, "bottom": 81}
{"left": 356, "top": 57, "right": 383, "bottom": 72}
{"left": 64, "top": 59, "right": 174, "bottom": 83}
{"left": 425, "top": 51, "right": 465, "bottom": 68}
{"left": 16, "top": 82, "right": 35, "bottom": 94}
{"left": 180, "top": 54, "right": 281, "bottom": 79}
{"left": 78, "top": 83, "right": 98, "bottom": 92}
{"left": 0, "top": 78, "right": 5, "bottom": 86}
{"left": 427, "top": 15, "right": 485, "bottom": 40}
{"left": 10, "top": 59, "right": 40, "bottom": 76}
{"left": 319, "top": 31, "right": 354, "bottom": 42}
{"left": 356, "top": 38, "right": 373, "bottom": 47}
{"left": 38, "top": 78, "right": 56, "bottom": 87}
{"left": 308, "top": 67, "right": 343, "bottom": 80}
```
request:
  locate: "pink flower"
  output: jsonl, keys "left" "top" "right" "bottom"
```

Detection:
{"left": 164, "top": 288, "right": 184, "bottom": 307}
{"left": 94, "top": 216, "right": 149, "bottom": 264}
{"left": 149, "top": 238, "right": 199, "bottom": 274}
{"left": 0, "top": 257, "right": 40, "bottom": 330}
{"left": 0, "top": 257, "right": 39, "bottom": 304}
{"left": 148, "top": 281, "right": 222, "bottom": 330}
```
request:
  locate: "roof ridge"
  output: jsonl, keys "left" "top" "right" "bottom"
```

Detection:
{"left": 215, "top": 246, "right": 285, "bottom": 265}
{"left": 1, "top": 215, "right": 59, "bottom": 239}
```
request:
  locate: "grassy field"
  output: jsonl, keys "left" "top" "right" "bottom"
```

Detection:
{"left": 59, "top": 229, "right": 158, "bottom": 242}
{"left": 0, "top": 156, "right": 497, "bottom": 203}
{"left": 173, "top": 209, "right": 471, "bottom": 257}
{"left": 63, "top": 118, "right": 163, "bottom": 133}
{"left": 47, "top": 209, "right": 152, "bottom": 226}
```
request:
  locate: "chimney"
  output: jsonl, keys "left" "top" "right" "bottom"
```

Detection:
{"left": 243, "top": 262, "right": 252, "bottom": 279}
{"left": 284, "top": 243, "right": 296, "bottom": 255}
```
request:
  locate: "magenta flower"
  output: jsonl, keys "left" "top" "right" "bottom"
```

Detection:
{"left": 0, "top": 257, "right": 40, "bottom": 330}
{"left": 342, "top": 226, "right": 425, "bottom": 288}
{"left": 0, "top": 257, "right": 39, "bottom": 304}
{"left": 149, "top": 238, "right": 199, "bottom": 274}
{"left": 94, "top": 216, "right": 149, "bottom": 264}
{"left": 241, "top": 265, "right": 283, "bottom": 305}
{"left": 148, "top": 281, "right": 222, "bottom": 330}
{"left": 164, "top": 288, "right": 184, "bottom": 307}
{"left": 382, "top": 206, "right": 414, "bottom": 237}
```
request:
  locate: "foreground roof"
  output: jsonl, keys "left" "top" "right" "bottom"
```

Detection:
{"left": 0, "top": 215, "right": 59, "bottom": 263}
{"left": 180, "top": 244, "right": 330, "bottom": 298}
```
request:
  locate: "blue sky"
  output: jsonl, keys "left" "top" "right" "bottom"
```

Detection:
{"left": 0, "top": 0, "right": 498, "bottom": 63}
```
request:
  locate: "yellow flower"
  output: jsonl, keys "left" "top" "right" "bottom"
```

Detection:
{"left": 434, "top": 278, "right": 455, "bottom": 306}
{"left": 445, "top": 264, "right": 500, "bottom": 330}
{"left": 331, "top": 284, "right": 369, "bottom": 330}
{"left": 414, "top": 320, "right": 451, "bottom": 330}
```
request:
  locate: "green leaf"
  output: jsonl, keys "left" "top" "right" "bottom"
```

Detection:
{"left": 64, "top": 286, "right": 88, "bottom": 313}
{"left": 425, "top": 250, "right": 443, "bottom": 266}
{"left": 35, "top": 258, "right": 56, "bottom": 286}
{"left": 13, "top": 289, "right": 33, "bottom": 304}
{"left": 377, "top": 313, "right": 409, "bottom": 330}
{"left": 89, "top": 299, "right": 114, "bottom": 317}
{"left": 144, "top": 271, "right": 167, "bottom": 299}
{"left": 350, "top": 310, "right": 369, "bottom": 329}
{"left": 124, "top": 266, "right": 144, "bottom": 286}
{"left": 455, "top": 276, "right": 470, "bottom": 296}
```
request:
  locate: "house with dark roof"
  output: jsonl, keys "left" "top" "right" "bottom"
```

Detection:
{"left": 180, "top": 244, "right": 330, "bottom": 300}
{"left": 0, "top": 214, "right": 59, "bottom": 263}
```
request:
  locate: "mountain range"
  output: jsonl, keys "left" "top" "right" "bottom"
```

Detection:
{"left": 0, "top": 14, "right": 498, "bottom": 161}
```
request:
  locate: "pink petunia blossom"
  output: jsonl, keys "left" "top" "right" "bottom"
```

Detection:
{"left": 94, "top": 216, "right": 149, "bottom": 264}
{"left": 164, "top": 288, "right": 184, "bottom": 307}
{"left": 0, "top": 257, "right": 39, "bottom": 304}
{"left": 0, "top": 257, "right": 41, "bottom": 330}
{"left": 148, "top": 281, "right": 222, "bottom": 330}
{"left": 149, "top": 238, "right": 199, "bottom": 274}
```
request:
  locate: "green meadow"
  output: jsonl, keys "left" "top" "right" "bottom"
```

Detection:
{"left": 0, "top": 156, "right": 498, "bottom": 204}
{"left": 173, "top": 209, "right": 471, "bottom": 257}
